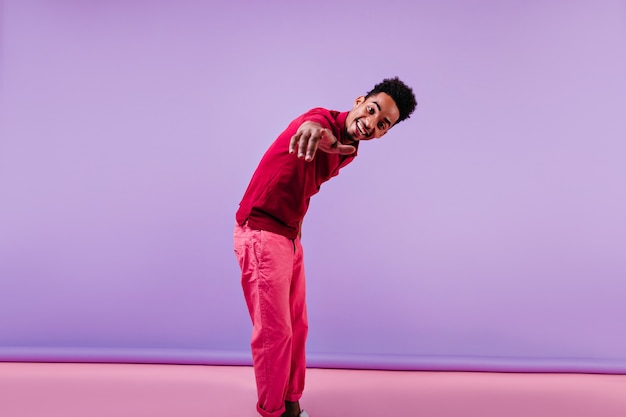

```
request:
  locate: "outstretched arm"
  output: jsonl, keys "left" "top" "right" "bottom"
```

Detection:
{"left": 289, "top": 121, "right": 356, "bottom": 162}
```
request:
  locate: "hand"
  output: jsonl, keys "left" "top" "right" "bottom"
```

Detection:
{"left": 289, "top": 121, "right": 356, "bottom": 162}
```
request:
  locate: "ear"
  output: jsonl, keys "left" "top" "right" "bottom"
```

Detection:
{"left": 353, "top": 95, "right": 366, "bottom": 108}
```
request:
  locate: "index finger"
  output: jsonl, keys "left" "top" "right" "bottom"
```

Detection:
{"left": 304, "top": 135, "right": 320, "bottom": 162}
{"left": 298, "top": 132, "right": 317, "bottom": 161}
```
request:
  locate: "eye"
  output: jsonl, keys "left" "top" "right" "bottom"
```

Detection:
{"left": 378, "top": 122, "right": 385, "bottom": 130}
{"left": 367, "top": 106, "right": 374, "bottom": 114}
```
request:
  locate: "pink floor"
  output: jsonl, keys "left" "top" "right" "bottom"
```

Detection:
{"left": 1, "top": 362, "right": 625, "bottom": 417}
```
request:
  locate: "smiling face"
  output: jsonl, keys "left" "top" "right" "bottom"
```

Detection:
{"left": 345, "top": 92, "right": 400, "bottom": 141}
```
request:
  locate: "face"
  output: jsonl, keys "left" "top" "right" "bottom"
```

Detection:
{"left": 345, "top": 92, "right": 400, "bottom": 141}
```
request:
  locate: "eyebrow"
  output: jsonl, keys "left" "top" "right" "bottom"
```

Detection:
{"left": 372, "top": 101, "right": 392, "bottom": 128}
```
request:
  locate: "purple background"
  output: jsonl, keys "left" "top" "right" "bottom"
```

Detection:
{"left": 1, "top": 0, "right": 625, "bottom": 373}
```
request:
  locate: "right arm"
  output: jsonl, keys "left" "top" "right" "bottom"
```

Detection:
{"left": 288, "top": 121, "right": 355, "bottom": 162}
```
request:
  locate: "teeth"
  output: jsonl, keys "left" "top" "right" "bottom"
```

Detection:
{"left": 357, "top": 120, "right": 367, "bottom": 136}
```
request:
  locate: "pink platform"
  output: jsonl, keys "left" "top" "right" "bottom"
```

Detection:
{"left": 1, "top": 362, "right": 625, "bottom": 417}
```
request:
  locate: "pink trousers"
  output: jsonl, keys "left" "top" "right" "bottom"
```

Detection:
{"left": 233, "top": 223, "right": 308, "bottom": 417}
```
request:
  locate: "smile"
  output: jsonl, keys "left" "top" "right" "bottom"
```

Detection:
{"left": 356, "top": 119, "right": 368, "bottom": 137}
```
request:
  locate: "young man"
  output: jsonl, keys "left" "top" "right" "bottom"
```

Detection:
{"left": 234, "top": 77, "right": 417, "bottom": 417}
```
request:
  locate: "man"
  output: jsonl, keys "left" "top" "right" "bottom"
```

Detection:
{"left": 234, "top": 77, "right": 417, "bottom": 417}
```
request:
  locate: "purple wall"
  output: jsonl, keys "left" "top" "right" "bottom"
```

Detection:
{"left": 1, "top": 0, "right": 625, "bottom": 373}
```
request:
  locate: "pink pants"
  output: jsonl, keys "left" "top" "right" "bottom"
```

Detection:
{"left": 233, "top": 223, "right": 308, "bottom": 417}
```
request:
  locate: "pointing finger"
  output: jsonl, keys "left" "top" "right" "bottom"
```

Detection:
{"left": 305, "top": 135, "right": 320, "bottom": 161}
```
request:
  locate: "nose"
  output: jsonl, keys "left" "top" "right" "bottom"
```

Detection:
{"left": 372, "top": 116, "right": 385, "bottom": 136}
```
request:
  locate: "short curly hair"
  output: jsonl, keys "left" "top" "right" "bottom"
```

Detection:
{"left": 366, "top": 77, "right": 417, "bottom": 124}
